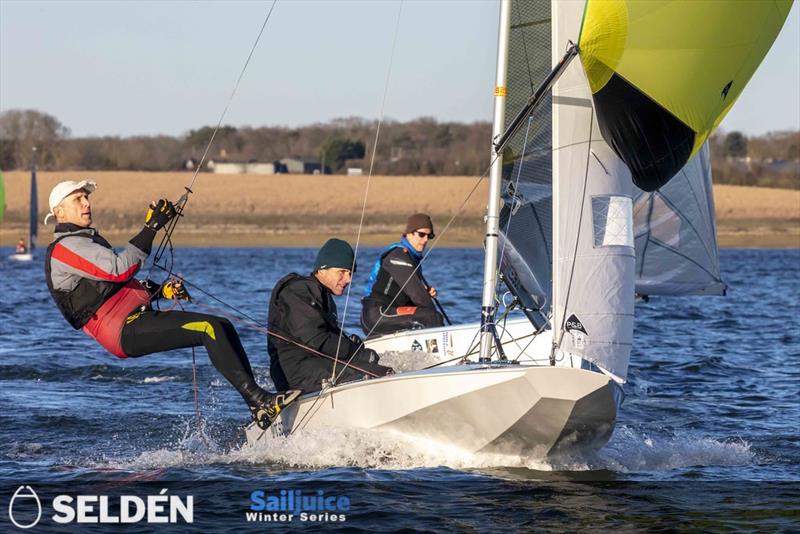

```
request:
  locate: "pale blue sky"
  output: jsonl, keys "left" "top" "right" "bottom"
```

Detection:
{"left": 1, "top": 0, "right": 798, "bottom": 138}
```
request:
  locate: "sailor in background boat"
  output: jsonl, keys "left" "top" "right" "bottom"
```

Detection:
{"left": 268, "top": 238, "right": 394, "bottom": 393}
{"left": 15, "top": 238, "right": 27, "bottom": 254}
{"left": 43, "top": 180, "right": 299, "bottom": 430}
{"left": 360, "top": 213, "right": 444, "bottom": 336}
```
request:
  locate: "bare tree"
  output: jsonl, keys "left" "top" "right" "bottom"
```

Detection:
{"left": 0, "top": 109, "right": 70, "bottom": 169}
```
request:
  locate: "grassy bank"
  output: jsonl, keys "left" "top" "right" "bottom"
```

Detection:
{"left": 1, "top": 171, "right": 798, "bottom": 248}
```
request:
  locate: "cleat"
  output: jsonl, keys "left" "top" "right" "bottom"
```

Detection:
{"left": 250, "top": 390, "right": 301, "bottom": 430}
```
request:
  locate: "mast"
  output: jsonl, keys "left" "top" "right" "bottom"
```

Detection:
{"left": 478, "top": 0, "right": 511, "bottom": 362}
{"left": 29, "top": 147, "right": 38, "bottom": 252}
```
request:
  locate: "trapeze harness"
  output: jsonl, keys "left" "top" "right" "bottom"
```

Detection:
{"left": 45, "top": 225, "right": 270, "bottom": 407}
{"left": 45, "top": 230, "right": 151, "bottom": 358}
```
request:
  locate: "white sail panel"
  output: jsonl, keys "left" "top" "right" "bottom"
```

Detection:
{"left": 552, "top": 0, "right": 635, "bottom": 381}
{"left": 633, "top": 143, "right": 726, "bottom": 296}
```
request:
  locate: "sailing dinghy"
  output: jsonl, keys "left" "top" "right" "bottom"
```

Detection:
{"left": 247, "top": 0, "right": 791, "bottom": 458}
{"left": 8, "top": 149, "right": 38, "bottom": 262}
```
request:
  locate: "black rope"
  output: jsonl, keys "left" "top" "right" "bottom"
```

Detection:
{"left": 152, "top": 267, "right": 382, "bottom": 378}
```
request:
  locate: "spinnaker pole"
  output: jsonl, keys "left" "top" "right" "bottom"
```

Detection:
{"left": 478, "top": 0, "right": 512, "bottom": 363}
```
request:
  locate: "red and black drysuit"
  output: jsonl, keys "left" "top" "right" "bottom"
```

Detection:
{"left": 268, "top": 273, "right": 392, "bottom": 393}
{"left": 360, "top": 245, "right": 444, "bottom": 337}
{"left": 45, "top": 223, "right": 272, "bottom": 408}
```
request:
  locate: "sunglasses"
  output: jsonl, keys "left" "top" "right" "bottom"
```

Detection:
{"left": 414, "top": 231, "right": 435, "bottom": 239}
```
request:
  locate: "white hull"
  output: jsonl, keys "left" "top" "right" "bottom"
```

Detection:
{"left": 246, "top": 364, "right": 621, "bottom": 458}
{"left": 364, "top": 318, "right": 596, "bottom": 372}
{"left": 8, "top": 253, "right": 34, "bottom": 262}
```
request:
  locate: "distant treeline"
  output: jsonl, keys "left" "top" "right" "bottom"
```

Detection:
{"left": 1, "top": 109, "right": 797, "bottom": 188}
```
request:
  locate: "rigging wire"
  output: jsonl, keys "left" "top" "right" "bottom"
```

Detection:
{"left": 489, "top": 115, "right": 534, "bottom": 338}
{"left": 332, "top": 0, "right": 405, "bottom": 383}
{"left": 149, "top": 0, "right": 279, "bottom": 276}
{"left": 149, "top": 264, "right": 380, "bottom": 377}
{"left": 331, "top": 158, "right": 495, "bottom": 386}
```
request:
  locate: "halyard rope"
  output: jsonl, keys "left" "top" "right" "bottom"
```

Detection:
{"left": 332, "top": 0, "right": 406, "bottom": 383}
{"left": 150, "top": 0, "right": 279, "bottom": 275}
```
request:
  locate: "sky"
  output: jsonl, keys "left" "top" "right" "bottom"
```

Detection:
{"left": 1, "top": 0, "right": 798, "bottom": 138}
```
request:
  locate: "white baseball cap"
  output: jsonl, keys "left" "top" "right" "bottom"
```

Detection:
{"left": 44, "top": 180, "right": 97, "bottom": 224}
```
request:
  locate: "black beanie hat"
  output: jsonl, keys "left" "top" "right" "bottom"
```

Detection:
{"left": 313, "top": 238, "right": 356, "bottom": 273}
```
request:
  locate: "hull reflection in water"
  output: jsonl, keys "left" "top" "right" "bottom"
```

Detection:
{"left": 246, "top": 365, "right": 621, "bottom": 458}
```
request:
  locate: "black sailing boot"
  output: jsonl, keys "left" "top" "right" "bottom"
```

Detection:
{"left": 249, "top": 390, "right": 302, "bottom": 430}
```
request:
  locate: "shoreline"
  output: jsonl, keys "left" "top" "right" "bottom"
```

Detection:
{"left": 4, "top": 223, "right": 797, "bottom": 248}
{"left": 1, "top": 171, "right": 797, "bottom": 248}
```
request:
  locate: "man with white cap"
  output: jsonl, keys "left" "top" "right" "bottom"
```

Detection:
{"left": 44, "top": 180, "right": 299, "bottom": 430}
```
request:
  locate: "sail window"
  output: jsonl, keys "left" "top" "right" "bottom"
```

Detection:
{"left": 592, "top": 195, "right": 633, "bottom": 248}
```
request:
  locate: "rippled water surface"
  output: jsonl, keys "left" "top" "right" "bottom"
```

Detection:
{"left": 1, "top": 246, "right": 798, "bottom": 530}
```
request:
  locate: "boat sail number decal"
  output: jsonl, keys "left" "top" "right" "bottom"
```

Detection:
{"left": 565, "top": 314, "right": 588, "bottom": 350}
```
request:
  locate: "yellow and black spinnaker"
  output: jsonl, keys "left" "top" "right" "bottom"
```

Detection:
{"left": 578, "top": 0, "right": 794, "bottom": 191}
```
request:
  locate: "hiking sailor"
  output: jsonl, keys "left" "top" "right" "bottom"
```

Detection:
{"left": 43, "top": 180, "right": 299, "bottom": 429}
{"left": 361, "top": 213, "right": 444, "bottom": 336}
{"left": 268, "top": 238, "right": 394, "bottom": 393}
{"left": 16, "top": 238, "right": 27, "bottom": 254}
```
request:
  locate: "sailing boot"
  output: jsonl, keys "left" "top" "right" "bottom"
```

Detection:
{"left": 249, "top": 390, "right": 302, "bottom": 430}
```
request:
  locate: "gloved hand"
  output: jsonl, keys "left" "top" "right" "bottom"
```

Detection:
{"left": 162, "top": 279, "right": 191, "bottom": 301}
{"left": 357, "top": 347, "right": 381, "bottom": 364}
{"left": 145, "top": 199, "right": 177, "bottom": 230}
{"left": 348, "top": 333, "right": 363, "bottom": 347}
{"left": 375, "top": 364, "right": 395, "bottom": 376}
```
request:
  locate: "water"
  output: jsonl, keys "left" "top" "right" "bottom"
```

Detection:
{"left": 1, "top": 247, "right": 798, "bottom": 530}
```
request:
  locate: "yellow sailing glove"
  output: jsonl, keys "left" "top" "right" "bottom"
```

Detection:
{"left": 145, "top": 199, "right": 177, "bottom": 230}
{"left": 162, "top": 279, "right": 191, "bottom": 301}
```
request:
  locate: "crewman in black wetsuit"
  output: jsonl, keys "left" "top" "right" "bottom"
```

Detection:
{"left": 268, "top": 238, "right": 393, "bottom": 392}
{"left": 44, "top": 180, "right": 299, "bottom": 429}
{"left": 361, "top": 213, "right": 444, "bottom": 336}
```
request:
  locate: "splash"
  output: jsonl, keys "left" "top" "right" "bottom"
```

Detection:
{"left": 377, "top": 350, "right": 446, "bottom": 373}
{"left": 143, "top": 376, "right": 178, "bottom": 384}
{"left": 237, "top": 427, "right": 555, "bottom": 471}
{"left": 87, "top": 423, "right": 755, "bottom": 475}
{"left": 595, "top": 426, "right": 755, "bottom": 473}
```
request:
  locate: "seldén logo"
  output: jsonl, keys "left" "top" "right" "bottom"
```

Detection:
{"left": 7, "top": 486, "right": 193, "bottom": 528}
{"left": 8, "top": 486, "right": 42, "bottom": 529}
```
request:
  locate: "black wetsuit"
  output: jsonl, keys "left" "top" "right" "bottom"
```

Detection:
{"left": 361, "top": 246, "right": 443, "bottom": 336}
{"left": 121, "top": 310, "right": 270, "bottom": 407}
{"left": 268, "top": 273, "right": 391, "bottom": 392}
